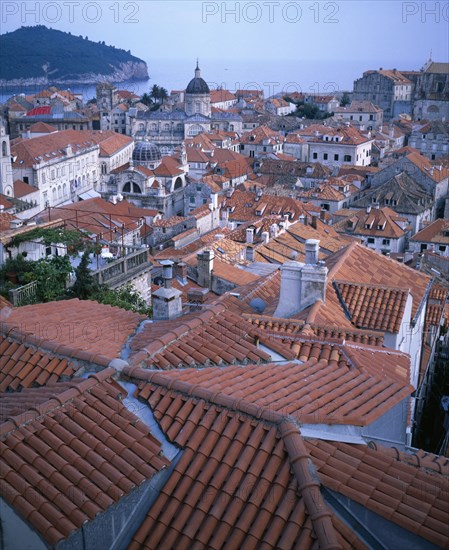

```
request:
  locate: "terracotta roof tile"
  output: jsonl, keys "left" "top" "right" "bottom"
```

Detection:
{"left": 307, "top": 439, "right": 449, "bottom": 549}
{"left": 127, "top": 376, "right": 343, "bottom": 549}
{"left": 0, "top": 368, "right": 168, "bottom": 545}
{"left": 128, "top": 350, "right": 412, "bottom": 426}
{"left": 0, "top": 331, "right": 80, "bottom": 393}
{"left": 128, "top": 305, "right": 292, "bottom": 369}
{"left": 4, "top": 298, "right": 145, "bottom": 363}
{"left": 334, "top": 281, "right": 409, "bottom": 332}
{"left": 122, "top": 367, "right": 446, "bottom": 548}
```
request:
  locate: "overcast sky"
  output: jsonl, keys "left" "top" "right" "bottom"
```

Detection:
{"left": 1, "top": 1, "right": 448, "bottom": 90}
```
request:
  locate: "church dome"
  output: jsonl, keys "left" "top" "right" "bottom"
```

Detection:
{"left": 186, "top": 63, "right": 210, "bottom": 95}
{"left": 132, "top": 141, "right": 161, "bottom": 164}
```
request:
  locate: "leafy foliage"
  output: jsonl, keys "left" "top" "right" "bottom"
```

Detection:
{"left": 340, "top": 92, "right": 351, "bottom": 107}
{"left": 0, "top": 26, "right": 146, "bottom": 80}
{"left": 10, "top": 227, "right": 85, "bottom": 254}
{"left": 70, "top": 252, "right": 100, "bottom": 300}
{"left": 0, "top": 254, "right": 72, "bottom": 302}
{"left": 69, "top": 252, "right": 151, "bottom": 315}
{"left": 292, "top": 102, "right": 333, "bottom": 120}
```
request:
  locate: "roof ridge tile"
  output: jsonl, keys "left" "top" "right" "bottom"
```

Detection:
{"left": 279, "top": 421, "right": 341, "bottom": 550}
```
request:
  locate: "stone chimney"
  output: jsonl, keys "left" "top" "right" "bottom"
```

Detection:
{"left": 274, "top": 239, "right": 328, "bottom": 318}
{"left": 187, "top": 288, "right": 209, "bottom": 312}
{"left": 152, "top": 260, "right": 183, "bottom": 320}
{"left": 262, "top": 231, "right": 269, "bottom": 244}
{"left": 197, "top": 249, "right": 214, "bottom": 288}
{"left": 246, "top": 228, "right": 254, "bottom": 244}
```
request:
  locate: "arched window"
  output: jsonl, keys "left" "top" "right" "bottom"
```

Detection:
{"left": 174, "top": 177, "right": 183, "bottom": 190}
{"left": 188, "top": 124, "right": 203, "bottom": 137}
{"left": 58, "top": 186, "right": 62, "bottom": 198}
{"left": 1, "top": 141, "right": 7, "bottom": 156}
{"left": 101, "top": 162, "right": 107, "bottom": 175}
{"left": 123, "top": 182, "right": 142, "bottom": 194}
{"left": 195, "top": 101, "right": 201, "bottom": 113}
{"left": 52, "top": 188, "right": 57, "bottom": 203}
{"left": 63, "top": 183, "right": 67, "bottom": 196}
{"left": 151, "top": 123, "right": 157, "bottom": 131}
{"left": 164, "top": 123, "right": 170, "bottom": 131}
{"left": 139, "top": 123, "right": 145, "bottom": 131}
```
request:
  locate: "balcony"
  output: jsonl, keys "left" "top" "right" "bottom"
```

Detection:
{"left": 9, "top": 280, "right": 38, "bottom": 306}
{"left": 92, "top": 249, "right": 152, "bottom": 289}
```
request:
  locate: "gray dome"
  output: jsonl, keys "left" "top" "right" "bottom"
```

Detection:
{"left": 186, "top": 77, "right": 210, "bottom": 94}
{"left": 186, "top": 63, "right": 210, "bottom": 95}
{"left": 132, "top": 141, "right": 161, "bottom": 164}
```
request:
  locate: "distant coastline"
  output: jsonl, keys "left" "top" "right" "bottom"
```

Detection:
{"left": 0, "top": 26, "right": 149, "bottom": 88}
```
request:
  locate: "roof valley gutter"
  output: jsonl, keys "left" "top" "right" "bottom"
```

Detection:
{"left": 322, "top": 487, "right": 388, "bottom": 550}
{"left": 120, "top": 319, "right": 153, "bottom": 361}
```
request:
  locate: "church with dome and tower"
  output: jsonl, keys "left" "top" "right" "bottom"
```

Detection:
{"left": 128, "top": 62, "right": 242, "bottom": 153}
{"left": 100, "top": 140, "right": 189, "bottom": 218}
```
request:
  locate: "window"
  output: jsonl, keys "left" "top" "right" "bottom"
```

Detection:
{"left": 359, "top": 116, "right": 363, "bottom": 121}
{"left": 344, "top": 155, "right": 351, "bottom": 162}
{"left": 189, "top": 196, "right": 195, "bottom": 203}
{"left": 323, "top": 153, "right": 328, "bottom": 160}
{"left": 334, "top": 154, "right": 339, "bottom": 161}
{"left": 367, "top": 237, "right": 375, "bottom": 244}
{"left": 369, "top": 115, "right": 374, "bottom": 120}
{"left": 439, "top": 245, "right": 446, "bottom": 253}
{"left": 382, "top": 239, "right": 390, "bottom": 246}
{"left": 312, "top": 152, "right": 318, "bottom": 159}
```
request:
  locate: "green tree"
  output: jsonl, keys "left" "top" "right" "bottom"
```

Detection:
{"left": 141, "top": 93, "right": 153, "bottom": 107}
{"left": 150, "top": 84, "right": 160, "bottom": 103}
{"left": 340, "top": 92, "right": 351, "bottom": 107}
{"left": 70, "top": 252, "right": 99, "bottom": 300}
{"left": 159, "top": 87, "right": 168, "bottom": 102}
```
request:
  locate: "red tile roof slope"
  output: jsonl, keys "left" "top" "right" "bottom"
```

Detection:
{"left": 128, "top": 304, "right": 294, "bottom": 369}
{"left": 127, "top": 371, "right": 351, "bottom": 550}
{"left": 245, "top": 315, "right": 385, "bottom": 347}
{"left": 4, "top": 298, "right": 146, "bottom": 364}
{"left": 0, "top": 368, "right": 168, "bottom": 546}
{"left": 334, "top": 281, "right": 409, "bottom": 332}
{"left": 0, "top": 332, "right": 80, "bottom": 393}
{"left": 124, "top": 367, "right": 446, "bottom": 549}
{"left": 307, "top": 439, "right": 449, "bottom": 549}
{"left": 140, "top": 355, "right": 413, "bottom": 426}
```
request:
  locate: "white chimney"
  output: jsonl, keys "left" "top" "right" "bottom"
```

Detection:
{"left": 366, "top": 205, "right": 372, "bottom": 213}
{"left": 274, "top": 239, "right": 328, "bottom": 318}
{"left": 246, "top": 228, "right": 254, "bottom": 244}
{"left": 262, "top": 231, "right": 269, "bottom": 244}
{"left": 305, "top": 239, "right": 319, "bottom": 265}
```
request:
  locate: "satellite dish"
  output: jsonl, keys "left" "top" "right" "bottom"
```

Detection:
{"left": 249, "top": 298, "right": 266, "bottom": 314}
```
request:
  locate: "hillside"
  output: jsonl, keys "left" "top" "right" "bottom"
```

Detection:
{"left": 0, "top": 26, "right": 149, "bottom": 85}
